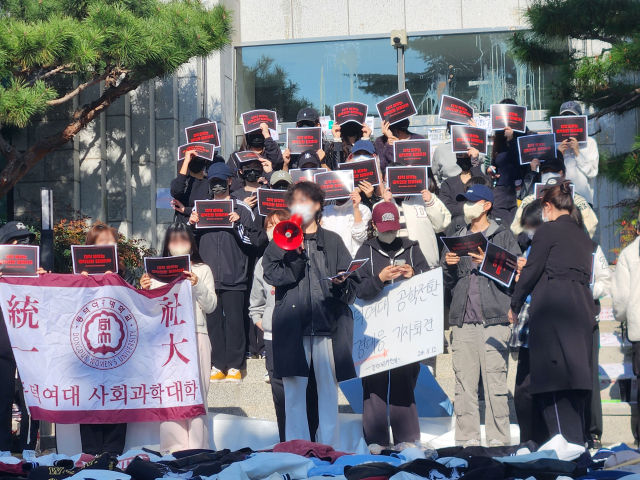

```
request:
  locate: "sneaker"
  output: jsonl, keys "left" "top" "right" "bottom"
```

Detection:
{"left": 245, "top": 351, "right": 253, "bottom": 359}
{"left": 225, "top": 368, "right": 242, "bottom": 382}
{"left": 210, "top": 367, "right": 225, "bottom": 382}
{"left": 264, "top": 372, "right": 270, "bottom": 384}
{"left": 488, "top": 439, "right": 505, "bottom": 447}
{"left": 0, "top": 451, "right": 10, "bottom": 457}
{"left": 22, "top": 450, "right": 37, "bottom": 462}
{"left": 464, "top": 439, "right": 481, "bottom": 447}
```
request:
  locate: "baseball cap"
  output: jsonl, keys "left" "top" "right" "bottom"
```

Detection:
{"left": 352, "top": 140, "right": 376, "bottom": 155}
{"left": 0, "top": 221, "right": 35, "bottom": 245}
{"left": 392, "top": 119, "right": 411, "bottom": 132}
{"left": 296, "top": 108, "right": 319, "bottom": 123}
{"left": 372, "top": 202, "right": 401, "bottom": 232}
{"left": 298, "top": 150, "right": 321, "bottom": 168}
{"left": 456, "top": 184, "right": 494, "bottom": 203}
{"left": 540, "top": 157, "right": 565, "bottom": 174}
{"left": 208, "top": 162, "right": 233, "bottom": 180}
{"left": 269, "top": 171, "right": 293, "bottom": 187}
{"left": 560, "top": 101, "right": 583, "bottom": 116}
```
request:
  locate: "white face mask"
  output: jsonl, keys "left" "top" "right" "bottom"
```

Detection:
{"left": 170, "top": 246, "right": 191, "bottom": 256}
{"left": 541, "top": 172, "right": 561, "bottom": 184}
{"left": 290, "top": 203, "right": 315, "bottom": 224}
{"left": 463, "top": 201, "right": 486, "bottom": 224}
{"left": 377, "top": 230, "right": 398, "bottom": 244}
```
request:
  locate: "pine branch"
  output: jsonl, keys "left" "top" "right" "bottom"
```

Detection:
{"left": 47, "top": 70, "right": 110, "bottom": 106}
{"left": 588, "top": 88, "right": 640, "bottom": 119}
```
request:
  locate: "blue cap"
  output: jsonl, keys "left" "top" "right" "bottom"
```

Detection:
{"left": 208, "top": 162, "right": 233, "bottom": 180}
{"left": 456, "top": 184, "right": 494, "bottom": 203}
{"left": 352, "top": 140, "right": 375, "bottom": 155}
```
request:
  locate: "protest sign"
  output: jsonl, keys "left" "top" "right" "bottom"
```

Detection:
{"left": 194, "top": 200, "right": 233, "bottom": 229}
{"left": 72, "top": 245, "right": 118, "bottom": 275}
{"left": 479, "top": 242, "right": 518, "bottom": 288}
{"left": 156, "top": 188, "right": 173, "bottom": 210}
{"left": 393, "top": 139, "right": 431, "bottom": 166}
{"left": 0, "top": 274, "right": 205, "bottom": 423}
{"left": 289, "top": 168, "right": 326, "bottom": 184}
{"left": 177, "top": 142, "right": 215, "bottom": 162}
{"left": 376, "top": 90, "right": 417, "bottom": 125}
{"left": 438, "top": 95, "right": 473, "bottom": 124}
{"left": 314, "top": 170, "right": 354, "bottom": 200}
{"left": 450, "top": 125, "right": 488, "bottom": 154}
{"left": 257, "top": 188, "right": 288, "bottom": 216}
{"left": 490, "top": 104, "right": 527, "bottom": 132}
{"left": 517, "top": 133, "right": 556, "bottom": 165}
{"left": 338, "top": 158, "right": 380, "bottom": 186}
{"left": 386, "top": 166, "right": 427, "bottom": 196}
{"left": 144, "top": 255, "right": 190, "bottom": 284}
{"left": 184, "top": 121, "right": 220, "bottom": 147}
{"left": 334, "top": 102, "right": 368, "bottom": 125}
{"left": 0, "top": 245, "right": 39, "bottom": 277}
{"left": 241, "top": 109, "right": 277, "bottom": 134}
{"left": 324, "top": 258, "right": 369, "bottom": 281}
{"left": 287, "top": 127, "right": 322, "bottom": 154}
{"left": 550, "top": 115, "right": 588, "bottom": 144}
{"left": 351, "top": 268, "right": 444, "bottom": 377}
{"left": 441, "top": 232, "right": 488, "bottom": 257}
{"left": 234, "top": 151, "right": 262, "bottom": 164}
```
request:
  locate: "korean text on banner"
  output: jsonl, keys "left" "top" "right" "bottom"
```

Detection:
{"left": 0, "top": 274, "right": 206, "bottom": 424}
{"left": 351, "top": 268, "right": 444, "bottom": 378}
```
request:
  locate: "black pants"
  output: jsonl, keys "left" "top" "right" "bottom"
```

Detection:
{"left": 15, "top": 377, "right": 38, "bottom": 450}
{"left": 362, "top": 362, "right": 420, "bottom": 446}
{"left": 208, "top": 290, "right": 246, "bottom": 371}
{"left": 514, "top": 347, "right": 547, "bottom": 445}
{"left": 535, "top": 389, "right": 588, "bottom": 446}
{"left": 79, "top": 423, "right": 127, "bottom": 455}
{"left": 584, "top": 325, "right": 603, "bottom": 442}
{"left": 0, "top": 356, "right": 15, "bottom": 452}
{"left": 492, "top": 185, "right": 517, "bottom": 228}
{"left": 632, "top": 341, "right": 640, "bottom": 440}
{"left": 264, "top": 340, "right": 285, "bottom": 442}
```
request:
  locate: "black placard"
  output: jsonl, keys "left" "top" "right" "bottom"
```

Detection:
{"left": 313, "top": 170, "right": 354, "bottom": 200}
{"left": 386, "top": 166, "right": 428, "bottom": 196}
{"left": 550, "top": 115, "right": 588, "bottom": 144}
{"left": 479, "top": 242, "right": 518, "bottom": 287}
{"left": 0, "top": 245, "right": 39, "bottom": 277}
{"left": 517, "top": 134, "right": 557, "bottom": 165}
{"left": 393, "top": 139, "right": 431, "bottom": 166}
{"left": 72, "top": 245, "right": 118, "bottom": 275}
{"left": 324, "top": 258, "right": 369, "bottom": 280}
{"left": 184, "top": 121, "right": 220, "bottom": 146}
{"left": 234, "top": 150, "right": 262, "bottom": 164}
{"left": 194, "top": 200, "right": 234, "bottom": 229}
{"left": 338, "top": 158, "right": 380, "bottom": 186}
{"left": 289, "top": 168, "right": 326, "bottom": 184}
{"left": 441, "top": 232, "right": 488, "bottom": 257}
{"left": 333, "top": 102, "right": 368, "bottom": 125}
{"left": 177, "top": 142, "right": 215, "bottom": 162}
{"left": 144, "top": 255, "right": 191, "bottom": 284}
{"left": 257, "top": 188, "right": 289, "bottom": 216}
{"left": 438, "top": 95, "right": 474, "bottom": 124}
{"left": 376, "top": 90, "right": 417, "bottom": 125}
{"left": 241, "top": 109, "right": 278, "bottom": 134}
{"left": 450, "top": 125, "right": 488, "bottom": 154}
{"left": 490, "top": 104, "right": 527, "bottom": 133}
{"left": 287, "top": 128, "right": 322, "bottom": 154}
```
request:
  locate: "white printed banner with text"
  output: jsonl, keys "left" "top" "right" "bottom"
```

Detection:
{"left": 351, "top": 268, "right": 444, "bottom": 378}
{"left": 0, "top": 274, "right": 205, "bottom": 424}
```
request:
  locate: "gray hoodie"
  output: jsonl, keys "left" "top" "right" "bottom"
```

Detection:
{"left": 249, "top": 257, "right": 275, "bottom": 337}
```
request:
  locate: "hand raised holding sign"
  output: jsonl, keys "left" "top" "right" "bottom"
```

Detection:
{"left": 260, "top": 158, "right": 273, "bottom": 173}
{"left": 260, "top": 122, "right": 271, "bottom": 139}
{"left": 469, "top": 246, "right": 485, "bottom": 265}
{"left": 330, "top": 272, "right": 349, "bottom": 285}
{"left": 189, "top": 211, "right": 199, "bottom": 225}
{"left": 140, "top": 273, "right": 152, "bottom": 290}
{"left": 381, "top": 121, "right": 399, "bottom": 145}
{"left": 331, "top": 123, "right": 341, "bottom": 140}
{"left": 504, "top": 126, "right": 514, "bottom": 142}
{"left": 530, "top": 158, "right": 540, "bottom": 172}
{"left": 228, "top": 211, "right": 240, "bottom": 223}
{"left": 362, "top": 123, "right": 372, "bottom": 139}
{"left": 358, "top": 180, "right": 374, "bottom": 198}
{"left": 179, "top": 149, "right": 196, "bottom": 175}
{"left": 445, "top": 252, "right": 461, "bottom": 266}
{"left": 421, "top": 189, "right": 432, "bottom": 203}
{"left": 183, "top": 270, "right": 199, "bottom": 286}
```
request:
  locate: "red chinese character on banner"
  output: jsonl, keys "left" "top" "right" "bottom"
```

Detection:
{"left": 162, "top": 334, "right": 190, "bottom": 366}
{"left": 98, "top": 316, "right": 111, "bottom": 343}
{"left": 160, "top": 294, "right": 186, "bottom": 327}
{"left": 7, "top": 295, "right": 39, "bottom": 329}
{"left": 63, "top": 385, "right": 80, "bottom": 406}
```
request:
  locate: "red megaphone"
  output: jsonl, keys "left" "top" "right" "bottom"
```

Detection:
{"left": 273, "top": 214, "right": 303, "bottom": 250}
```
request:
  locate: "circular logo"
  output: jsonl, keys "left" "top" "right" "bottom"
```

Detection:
{"left": 71, "top": 297, "right": 138, "bottom": 370}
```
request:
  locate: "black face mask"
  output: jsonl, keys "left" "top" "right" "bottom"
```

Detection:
{"left": 341, "top": 123, "right": 361, "bottom": 137}
{"left": 242, "top": 169, "right": 262, "bottom": 183}
{"left": 271, "top": 182, "right": 290, "bottom": 191}
{"left": 297, "top": 121, "right": 315, "bottom": 128}
{"left": 14, "top": 236, "right": 30, "bottom": 245}
{"left": 209, "top": 180, "right": 229, "bottom": 197}
{"left": 188, "top": 158, "right": 206, "bottom": 174}
{"left": 247, "top": 134, "right": 265, "bottom": 149}
{"left": 456, "top": 156, "right": 472, "bottom": 172}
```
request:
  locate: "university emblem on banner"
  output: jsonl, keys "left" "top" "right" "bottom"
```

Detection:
{"left": 70, "top": 297, "right": 138, "bottom": 370}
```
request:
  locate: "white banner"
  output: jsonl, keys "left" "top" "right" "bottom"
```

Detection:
{"left": 0, "top": 274, "right": 205, "bottom": 424}
{"left": 351, "top": 268, "right": 444, "bottom": 378}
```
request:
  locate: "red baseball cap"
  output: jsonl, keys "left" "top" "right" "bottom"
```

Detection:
{"left": 372, "top": 202, "right": 401, "bottom": 232}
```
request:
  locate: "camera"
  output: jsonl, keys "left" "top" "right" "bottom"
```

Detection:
{"left": 390, "top": 30, "right": 407, "bottom": 47}
{"left": 393, "top": 36, "right": 401, "bottom": 44}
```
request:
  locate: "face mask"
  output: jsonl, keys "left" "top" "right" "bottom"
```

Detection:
{"left": 267, "top": 229, "right": 274, "bottom": 241}
{"left": 341, "top": 123, "right": 360, "bottom": 137}
{"left": 456, "top": 156, "right": 472, "bottom": 172}
{"left": 14, "top": 237, "right": 30, "bottom": 245}
{"left": 525, "top": 229, "right": 535, "bottom": 240}
{"left": 541, "top": 172, "right": 561, "bottom": 184}
{"left": 170, "top": 246, "right": 191, "bottom": 256}
{"left": 290, "top": 203, "right": 315, "bottom": 224}
{"left": 247, "top": 134, "right": 265, "bottom": 149}
{"left": 188, "top": 159, "right": 206, "bottom": 174}
{"left": 210, "top": 181, "right": 228, "bottom": 196}
{"left": 242, "top": 169, "right": 261, "bottom": 183}
{"left": 377, "top": 230, "right": 398, "bottom": 244}
{"left": 463, "top": 201, "right": 486, "bottom": 224}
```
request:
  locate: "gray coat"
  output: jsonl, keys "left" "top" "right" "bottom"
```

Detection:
{"left": 249, "top": 258, "right": 275, "bottom": 334}
{"left": 440, "top": 219, "right": 520, "bottom": 327}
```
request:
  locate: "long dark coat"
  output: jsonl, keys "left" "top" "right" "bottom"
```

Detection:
{"left": 511, "top": 215, "right": 596, "bottom": 394}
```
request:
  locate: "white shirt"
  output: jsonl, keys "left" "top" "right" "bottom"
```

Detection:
{"left": 322, "top": 201, "right": 372, "bottom": 258}
{"left": 563, "top": 136, "right": 599, "bottom": 204}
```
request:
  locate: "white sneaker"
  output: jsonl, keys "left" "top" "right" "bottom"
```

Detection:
{"left": 22, "top": 450, "right": 37, "bottom": 462}
{"left": 0, "top": 451, "right": 10, "bottom": 457}
{"left": 463, "top": 439, "right": 481, "bottom": 447}
{"left": 264, "top": 372, "right": 270, "bottom": 384}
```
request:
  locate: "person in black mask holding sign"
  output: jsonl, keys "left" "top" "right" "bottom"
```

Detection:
{"left": 230, "top": 123, "right": 284, "bottom": 192}
{"left": 232, "top": 157, "right": 273, "bottom": 213}
{"left": 329, "top": 117, "right": 372, "bottom": 169}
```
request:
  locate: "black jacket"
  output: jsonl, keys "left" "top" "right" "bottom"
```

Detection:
{"left": 198, "top": 200, "right": 268, "bottom": 290}
{"left": 511, "top": 214, "right": 596, "bottom": 394}
{"left": 262, "top": 227, "right": 360, "bottom": 381}
{"left": 170, "top": 174, "right": 210, "bottom": 224}
{"left": 439, "top": 167, "right": 485, "bottom": 236}
{"left": 228, "top": 137, "right": 284, "bottom": 193}
{"left": 440, "top": 220, "right": 520, "bottom": 327}
{"left": 355, "top": 237, "right": 429, "bottom": 300}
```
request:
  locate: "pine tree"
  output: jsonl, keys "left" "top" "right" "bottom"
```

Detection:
{"left": 0, "top": 0, "right": 232, "bottom": 198}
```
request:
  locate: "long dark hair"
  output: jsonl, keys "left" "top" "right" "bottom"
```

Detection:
{"left": 491, "top": 98, "right": 519, "bottom": 161}
{"left": 161, "top": 223, "right": 204, "bottom": 264}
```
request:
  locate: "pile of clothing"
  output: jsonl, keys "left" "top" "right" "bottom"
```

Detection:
{"left": 1, "top": 438, "right": 639, "bottom": 480}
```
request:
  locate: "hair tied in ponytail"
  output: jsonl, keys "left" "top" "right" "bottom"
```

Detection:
{"left": 560, "top": 180, "right": 572, "bottom": 195}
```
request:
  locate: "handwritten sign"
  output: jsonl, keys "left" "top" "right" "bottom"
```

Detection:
{"left": 351, "top": 268, "right": 444, "bottom": 378}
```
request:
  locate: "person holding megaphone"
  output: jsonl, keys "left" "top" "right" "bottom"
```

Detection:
{"left": 262, "top": 181, "right": 361, "bottom": 449}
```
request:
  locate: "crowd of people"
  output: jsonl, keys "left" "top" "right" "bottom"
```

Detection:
{"left": 3, "top": 96, "right": 637, "bottom": 464}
